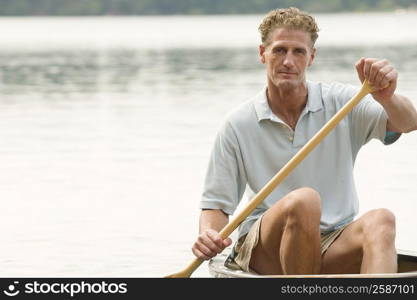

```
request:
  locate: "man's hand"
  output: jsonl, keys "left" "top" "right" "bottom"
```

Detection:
{"left": 355, "top": 57, "right": 397, "bottom": 104}
{"left": 192, "top": 229, "right": 232, "bottom": 260}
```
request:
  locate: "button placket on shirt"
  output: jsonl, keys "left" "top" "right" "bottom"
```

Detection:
{"left": 279, "top": 122, "right": 294, "bottom": 143}
{"left": 292, "top": 109, "right": 310, "bottom": 147}
{"left": 270, "top": 114, "right": 295, "bottom": 143}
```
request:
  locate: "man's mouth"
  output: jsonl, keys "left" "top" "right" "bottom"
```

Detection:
{"left": 278, "top": 71, "right": 297, "bottom": 75}
{"left": 277, "top": 71, "right": 298, "bottom": 77}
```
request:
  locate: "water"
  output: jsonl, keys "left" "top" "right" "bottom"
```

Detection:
{"left": 0, "top": 12, "right": 416, "bottom": 278}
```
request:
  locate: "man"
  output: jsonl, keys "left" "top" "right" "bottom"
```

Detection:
{"left": 192, "top": 7, "right": 417, "bottom": 275}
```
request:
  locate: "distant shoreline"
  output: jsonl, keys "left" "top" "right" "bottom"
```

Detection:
{"left": 0, "top": 4, "right": 417, "bottom": 17}
{"left": 2, "top": 0, "right": 417, "bottom": 16}
{"left": 0, "top": 9, "right": 416, "bottom": 18}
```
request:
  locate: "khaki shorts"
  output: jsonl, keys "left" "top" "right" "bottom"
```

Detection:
{"left": 224, "top": 215, "right": 349, "bottom": 274}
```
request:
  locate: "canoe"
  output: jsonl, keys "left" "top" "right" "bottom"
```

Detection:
{"left": 208, "top": 248, "right": 417, "bottom": 278}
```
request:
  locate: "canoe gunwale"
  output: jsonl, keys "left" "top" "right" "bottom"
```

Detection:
{"left": 208, "top": 249, "right": 417, "bottom": 278}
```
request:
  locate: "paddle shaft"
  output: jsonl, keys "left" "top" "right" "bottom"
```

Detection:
{"left": 168, "top": 80, "right": 372, "bottom": 278}
{"left": 220, "top": 81, "right": 372, "bottom": 239}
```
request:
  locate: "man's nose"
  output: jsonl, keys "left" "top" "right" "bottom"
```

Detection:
{"left": 283, "top": 53, "right": 295, "bottom": 68}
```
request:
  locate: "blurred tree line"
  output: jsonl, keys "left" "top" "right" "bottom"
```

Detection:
{"left": 0, "top": 0, "right": 416, "bottom": 15}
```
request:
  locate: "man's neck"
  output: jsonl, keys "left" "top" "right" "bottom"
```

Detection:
{"left": 267, "top": 81, "right": 308, "bottom": 130}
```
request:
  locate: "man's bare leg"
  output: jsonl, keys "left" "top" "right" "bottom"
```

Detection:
{"left": 249, "top": 187, "right": 322, "bottom": 275}
{"left": 321, "top": 208, "right": 397, "bottom": 274}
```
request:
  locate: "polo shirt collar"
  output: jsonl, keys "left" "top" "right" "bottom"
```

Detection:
{"left": 254, "top": 80, "right": 323, "bottom": 122}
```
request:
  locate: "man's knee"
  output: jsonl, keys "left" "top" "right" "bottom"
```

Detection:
{"left": 362, "top": 208, "right": 396, "bottom": 247}
{"left": 285, "top": 187, "right": 321, "bottom": 213}
{"left": 282, "top": 187, "right": 322, "bottom": 225}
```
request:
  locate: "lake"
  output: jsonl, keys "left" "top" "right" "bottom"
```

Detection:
{"left": 0, "top": 12, "right": 416, "bottom": 278}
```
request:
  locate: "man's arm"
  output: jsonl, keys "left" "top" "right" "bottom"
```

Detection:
{"left": 355, "top": 57, "right": 417, "bottom": 133}
{"left": 191, "top": 209, "right": 232, "bottom": 260}
{"left": 377, "top": 93, "right": 417, "bottom": 133}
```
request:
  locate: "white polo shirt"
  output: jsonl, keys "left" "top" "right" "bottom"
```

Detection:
{"left": 200, "top": 81, "right": 401, "bottom": 239}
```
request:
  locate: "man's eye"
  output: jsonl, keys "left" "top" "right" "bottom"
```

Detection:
{"left": 274, "top": 48, "right": 285, "bottom": 54}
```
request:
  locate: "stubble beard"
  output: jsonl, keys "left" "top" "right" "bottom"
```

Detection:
{"left": 272, "top": 77, "right": 303, "bottom": 93}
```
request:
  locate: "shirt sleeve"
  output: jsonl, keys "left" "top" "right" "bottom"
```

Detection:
{"left": 384, "top": 130, "right": 402, "bottom": 145}
{"left": 199, "top": 121, "right": 247, "bottom": 215}
{"left": 351, "top": 95, "right": 388, "bottom": 146}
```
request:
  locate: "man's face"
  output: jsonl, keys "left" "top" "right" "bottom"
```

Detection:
{"left": 259, "top": 27, "right": 316, "bottom": 89}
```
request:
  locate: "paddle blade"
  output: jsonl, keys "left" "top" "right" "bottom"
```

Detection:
{"left": 164, "top": 271, "right": 190, "bottom": 278}
{"left": 164, "top": 258, "right": 203, "bottom": 278}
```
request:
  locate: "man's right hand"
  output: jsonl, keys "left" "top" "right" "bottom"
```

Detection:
{"left": 192, "top": 229, "right": 232, "bottom": 260}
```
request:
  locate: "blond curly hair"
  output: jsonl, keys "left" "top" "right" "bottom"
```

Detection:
{"left": 258, "top": 7, "right": 319, "bottom": 47}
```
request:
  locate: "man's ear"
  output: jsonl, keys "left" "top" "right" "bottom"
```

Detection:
{"left": 308, "top": 47, "right": 316, "bottom": 67}
{"left": 259, "top": 44, "right": 266, "bottom": 64}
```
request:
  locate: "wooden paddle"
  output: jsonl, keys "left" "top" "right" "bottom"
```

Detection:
{"left": 166, "top": 80, "right": 374, "bottom": 278}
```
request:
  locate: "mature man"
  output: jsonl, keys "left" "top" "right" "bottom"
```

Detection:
{"left": 192, "top": 7, "right": 417, "bottom": 275}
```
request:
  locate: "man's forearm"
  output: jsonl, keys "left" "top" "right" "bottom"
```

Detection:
{"left": 380, "top": 94, "right": 417, "bottom": 133}
{"left": 199, "top": 209, "right": 229, "bottom": 234}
